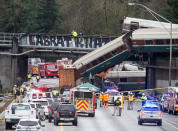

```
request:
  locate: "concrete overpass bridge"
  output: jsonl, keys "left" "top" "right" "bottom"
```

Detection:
{"left": 0, "top": 33, "right": 116, "bottom": 88}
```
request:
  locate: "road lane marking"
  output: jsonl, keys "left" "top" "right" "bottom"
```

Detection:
{"left": 60, "top": 122, "right": 63, "bottom": 131}
{"left": 163, "top": 120, "right": 178, "bottom": 130}
{"left": 163, "top": 119, "right": 178, "bottom": 127}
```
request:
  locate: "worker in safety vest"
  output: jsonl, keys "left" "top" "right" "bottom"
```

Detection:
{"left": 120, "top": 92, "right": 125, "bottom": 108}
{"left": 27, "top": 73, "right": 32, "bottom": 82}
{"left": 128, "top": 92, "right": 134, "bottom": 110}
{"left": 72, "top": 31, "right": 78, "bottom": 37}
{"left": 141, "top": 93, "right": 147, "bottom": 106}
{"left": 112, "top": 96, "right": 123, "bottom": 116}
{"left": 13, "top": 85, "right": 17, "bottom": 99}
{"left": 99, "top": 92, "right": 104, "bottom": 107}
{"left": 20, "top": 87, "right": 24, "bottom": 99}
{"left": 104, "top": 92, "right": 109, "bottom": 108}
{"left": 52, "top": 89, "right": 59, "bottom": 98}
{"left": 36, "top": 75, "right": 40, "bottom": 83}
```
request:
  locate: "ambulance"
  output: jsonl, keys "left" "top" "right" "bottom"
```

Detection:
{"left": 70, "top": 87, "right": 96, "bottom": 117}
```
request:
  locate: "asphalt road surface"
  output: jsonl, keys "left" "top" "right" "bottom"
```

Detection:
{"left": 1, "top": 78, "right": 178, "bottom": 131}
{"left": 1, "top": 101, "right": 178, "bottom": 131}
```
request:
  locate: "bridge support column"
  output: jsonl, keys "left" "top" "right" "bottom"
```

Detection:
{"left": 11, "top": 37, "right": 18, "bottom": 87}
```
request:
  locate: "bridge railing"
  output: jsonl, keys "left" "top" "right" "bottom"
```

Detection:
{"left": 0, "top": 33, "right": 24, "bottom": 45}
{"left": 19, "top": 34, "right": 117, "bottom": 50}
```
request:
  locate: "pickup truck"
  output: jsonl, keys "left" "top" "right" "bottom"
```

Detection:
{"left": 5, "top": 103, "right": 36, "bottom": 129}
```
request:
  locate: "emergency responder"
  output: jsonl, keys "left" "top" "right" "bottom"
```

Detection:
{"left": 13, "top": 85, "right": 17, "bottom": 99}
{"left": 52, "top": 89, "right": 59, "bottom": 98}
{"left": 128, "top": 92, "right": 134, "bottom": 110}
{"left": 16, "top": 88, "right": 21, "bottom": 103}
{"left": 20, "top": 87, "right": 24, "bottom": 99}
{"left": 25, "top": 84, "right": 30, "bottom": 92}
{"left": 104, "top": 92, "right": 109, "bottom": 108}
{"left": 99, "top": 92, "right": 104, "bottom": 107}
{"left": 36, "top": 75, "right": 40, "bottom": 83}
{"left": 121, "top": 92, "right": 125, "bottom": 108}
{"left": 27, "top": 73, "right": 32, "bottom": 82}
{"left": 141, "top": 93, "right": 147, "bottom": 106}
{"left": 112, "top": 96, "right": 123, "bottom": 116}
{"left": 72, "top": 31, "right": 78, "bottom": 37}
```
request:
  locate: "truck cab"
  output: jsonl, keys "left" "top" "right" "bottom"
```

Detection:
{"left": 38, "top": 63, "right": 58, "bottom": 78}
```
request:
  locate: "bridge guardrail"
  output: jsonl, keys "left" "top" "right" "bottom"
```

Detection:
{"left": 0, "top": 33, "right": 24, "bottom": 45}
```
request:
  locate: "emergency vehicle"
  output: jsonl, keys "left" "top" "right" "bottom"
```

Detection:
{"left": 70, "top": 87, "right": 96, "bottom": 117}
{"left": 167, "top": 86, "right": 178, "bottom": 115}
{"left": 38, "top": 63, "right": 58, "bottom": 78}
{"left": 105, "top": 89, "right": 119, "bottom": 104}
{"left": 26, "top": 86, "right": 52, "bottom": 102}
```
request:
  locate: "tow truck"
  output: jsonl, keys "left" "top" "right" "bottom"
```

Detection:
{"left": 70, "top": 87, "right": 96, "bottom": 117}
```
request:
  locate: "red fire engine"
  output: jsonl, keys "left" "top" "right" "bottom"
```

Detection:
{"left": 38, "top": 63, "right": 58, "bottom": 78}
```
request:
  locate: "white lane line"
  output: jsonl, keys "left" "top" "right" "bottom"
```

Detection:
{"left": 163, "top": 120, "right": 178, "bottom": 130}
{"left": 163, "top": 119, "right": 178, "bottom": 127}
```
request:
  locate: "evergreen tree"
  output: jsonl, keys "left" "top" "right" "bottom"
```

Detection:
{"left": 164, "top": 0, "right": 178, "bottom": 24}
{"left": 21, "top": 0, "right": 63, "bottom": 33}
{"left": 0, "top": 0, "right": 23, "bottom": 33}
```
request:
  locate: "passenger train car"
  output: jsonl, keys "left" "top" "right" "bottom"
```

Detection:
{"left": 131, "top": 28, "right": 178, "bottom": 52}
{"left": 122, "top": 17, "right": 178, "bottom": 33}
{"left": 73, "top": 34, "right": 131, "bottom": 76}
{"left": 74, "top": 26, "right": 178, "bottom": 77}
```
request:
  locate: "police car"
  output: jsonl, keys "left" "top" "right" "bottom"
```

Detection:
{"left": 137, "top": 103, "right": 162, "bottom": 126}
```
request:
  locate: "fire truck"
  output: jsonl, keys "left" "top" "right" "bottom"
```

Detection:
{"left": 70, "top": 87, "right": 96, "bottom": 117}
{"left": 167, "top": 86, "right": 178, "bottom": 115}
{"left": 38, "top": 63, "right": 58, "bottom": 78}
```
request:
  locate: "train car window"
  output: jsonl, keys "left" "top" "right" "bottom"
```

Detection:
{"left": 91, "top": 60, "right": 98, "bottom": 66}
{"left": 166, "top": 39, "right": 175, "bottom": 44}
{"left": 86, "top": 64, "right": 90, "bottom": 69}
{"left": 175, "top": 39, "right": 178, "bottom": 44}
{"left": 156, "top": 40, "right": 163, "bottom": 45}
{"left": 145, "top": 40, "right": 153, "bottom": 45}
{"left": 111, "top": 50, "right": 117, "bottom": 55}
{"left": 130, "top": 21, "right": 139, "bottom": 31}
{"left": 104, "top": 53, "right": 111, "bottom": 59}
{"left": 120, "top": 78, "right": 127, "bottom": 82}
{"left": 98, "top": 57, "right": 104, "bottom": 62}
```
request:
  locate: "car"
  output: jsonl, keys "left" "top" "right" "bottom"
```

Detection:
{"left": 61, "top": 91, "right": 70, "bottom": 102}
{"left": 159, "top": 94, "right": 168, "bottom": 112}
{"left": 138, "top": 104, "right": 162, "bottom": 126}
{"left": 53, "top": 103, "right": 78, "bottom": 126}
{"left": 5, "top": 103, "right": 36, "bottom": 129}
{"left": 15, "top": 119, "right": 45, "bottom": 131}
{"left": 48, "top": 102, "right": 60, "bottom": 123}
{"left": 32, "top": 99, "right": 49, "bottom": 119}
{"left": 105, "top": 90, "right": 119, "bottom": 105}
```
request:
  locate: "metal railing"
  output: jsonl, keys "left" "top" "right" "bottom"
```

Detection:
{"left": 0, "top": 33, "right": 24, "bottom": 45}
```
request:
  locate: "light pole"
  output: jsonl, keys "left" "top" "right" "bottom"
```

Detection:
{"left": 128, "top": 2, "right": 173, "bottom": 86}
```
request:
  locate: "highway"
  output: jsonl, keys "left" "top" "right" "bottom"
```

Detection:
{"left": 0, "top": 78, "right": 178, "bottom": 131}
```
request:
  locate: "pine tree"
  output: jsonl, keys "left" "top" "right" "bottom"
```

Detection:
{"left": 164, "top": 0, "right": 178, "bottom": 24}
{"left": 0, "top": 0, "right": 23, "bottom": 33}
{"left": 21, "top": 0, "right": 63, "bottom": 33}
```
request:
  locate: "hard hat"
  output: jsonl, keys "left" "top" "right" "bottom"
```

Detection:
{"left": 14, "top": 85, "right": 17, "bottom": 87}
{"left": 142, "top": 93, "right": 145, "bottom": 96}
